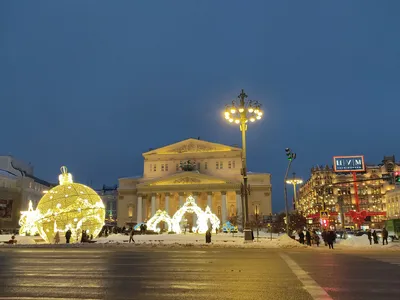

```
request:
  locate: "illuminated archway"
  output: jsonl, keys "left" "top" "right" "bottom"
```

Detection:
{"left": 203, "top": 206, "right": 220, "bottom": 233}
{"left": 171, "top": 196, "right": 220, "bottom": 234}
{"left": 146, "top": 210, "right": 172, "bottom": 233}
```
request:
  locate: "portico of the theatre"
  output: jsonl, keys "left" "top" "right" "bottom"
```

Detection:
{"left": 117, "top": 138, "right": 272, "bottom": 230}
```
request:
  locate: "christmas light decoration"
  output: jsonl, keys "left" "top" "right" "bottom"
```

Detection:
{"left": 146, "top": 210, "right": 173, "bottom": 233}
{"left": 171, "top": 196, "right": 220, "bottom": 234}
{"left": 19, "top": 200, "right": 40, "bottom": 236}
{"left": 203, "top": 206, "right": 220, "bottom": 233}
{"left": 34, "top": 166, "right": 105, "bottom": 243}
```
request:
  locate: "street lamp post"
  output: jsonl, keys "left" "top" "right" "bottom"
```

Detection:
{"left": 224, "top": 89, "right": 263, "bottom": 241}
{"left": 284, "top": 148, "right": 296, "bottom": 236}
{"left": 286, "top": 172, "right": 303, "bottom": 209}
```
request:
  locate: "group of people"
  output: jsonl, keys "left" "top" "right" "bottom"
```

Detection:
{"left": 367, "top": 228, "right": 389, "bottom": 245}
{"left": 298, "top": 229, "right": 336, "bottom": 249}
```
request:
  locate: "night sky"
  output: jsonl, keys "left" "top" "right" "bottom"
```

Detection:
{"left": 1, "top": 1, "right": 400, "bottom": 212}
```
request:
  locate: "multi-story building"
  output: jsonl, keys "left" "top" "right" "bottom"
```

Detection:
{"left": 0, "top": 156, "right": 53, "bottom": 230}
{"left": 297, "top": 156, "right": 398, "bottom": 229}
{"left": 96, "top": 185, "right": 118, "bottom": 225}
{"left": 385, "top": 188, "right": 400, "bottom": 219}
{"left": 117, "top": 138, "right": 272, "bottom": 228}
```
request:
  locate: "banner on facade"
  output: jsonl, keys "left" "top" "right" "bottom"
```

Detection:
{"left": 0, "top": 199, "right": 13, "bottom": 219}
{"left": 333, "top": 155, "right": 365, "bottom": 173}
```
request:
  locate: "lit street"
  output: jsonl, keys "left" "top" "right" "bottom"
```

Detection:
{"left": 0, "top": 247, "right": 399, "bottom": 300}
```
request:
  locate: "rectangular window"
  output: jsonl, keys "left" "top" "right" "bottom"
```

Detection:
{"left": 220, "top": 162, "right": 223, "bottom": 169}
{"left": 161, "top": 164, "right": 165, "bottom": 172}
{"left": 216, "top": 161, "right": 219, "bottom": 169}
{"left": 165, "top": 164, "right": 168, "bottom": 171}
{"left": 232, "top": 160, "right": 235, "bottom": 168}
{"left": 197, "top": 162, "right": 200, "bottom": 170}
{"left": 205, "top": 162, "right": 208, "bottom": 169}
{"left": 153, "top": 164, "right": 156, "bottom": 172}
{"left": 228, "top": 161, "right": 232, "bottom": 169}
{"left": 150, "top": 164, "right": 152, "bottom": 172}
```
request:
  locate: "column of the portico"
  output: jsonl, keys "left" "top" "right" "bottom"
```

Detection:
{"left": 207, "top": 192, "right": 212, "bottom": 210}
{"left": 165, "top": 193, "right": 170, "bottom": 214}
{"left": 221, "top": 191, "right": 227, "bottom": 224}
{"left": 235, "top": 191, "right": 242, "bottom": 218}
{"left": 151, "top": 194, "right": 156, "bottom": 216}
{"left": 137, "top": 195, "right": 143, "bottom": 223}
{"left": 179, "top": 193, "right": 184, "bottom": 207}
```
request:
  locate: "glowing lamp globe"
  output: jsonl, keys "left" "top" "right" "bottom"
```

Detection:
{"left": 35, "top": 166, "right": 105, "bottom": 243}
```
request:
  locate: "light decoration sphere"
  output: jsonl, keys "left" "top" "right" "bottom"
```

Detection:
{"left": 35, "top": 166, "right": 105, "bottom": 243}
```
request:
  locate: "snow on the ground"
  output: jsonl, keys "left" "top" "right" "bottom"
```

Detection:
{"left": 1, "top": 232, "right": 398, "bottom": 250}
{"left": 0, "top": 234, "right": 37, "bottom": 245}
{"left": 336, "top": 235, "right": 400, "bottom": 250}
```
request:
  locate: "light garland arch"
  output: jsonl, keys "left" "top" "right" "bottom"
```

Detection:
{"left": 146, "top": 210, "right": 173, "bottom": 233}
{"left": 203, "top": 206, "right": 221, "bottom": 233}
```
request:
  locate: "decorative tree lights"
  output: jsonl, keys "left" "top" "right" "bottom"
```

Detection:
{"left": 19, "top": 200, "right": 40, "bottom": 236}
{"left": 223, "top": 89, "right": 263, "bottom": 241}
{"left": 34, "top": 166, "right": 105, "bottom": 243}
{"left": 147, "top": 210, "right": 173, "bottom": 233}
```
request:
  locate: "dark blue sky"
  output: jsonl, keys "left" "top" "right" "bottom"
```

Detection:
{"left": 1, "top": 1, "right": 399, "bottom": 212}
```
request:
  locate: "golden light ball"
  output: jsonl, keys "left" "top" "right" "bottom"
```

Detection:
{"left": 35, "top": 166, "right": 105, "bottom": 243}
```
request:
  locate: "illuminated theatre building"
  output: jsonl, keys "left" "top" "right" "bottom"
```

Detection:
{"left": 296, "top": 156, "right": 398, "bottom": 229}
{"left": 117, "top": 138, "right": 272, "bottom": 231}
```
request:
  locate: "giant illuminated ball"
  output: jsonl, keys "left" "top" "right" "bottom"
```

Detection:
{"left": 35, "top": 166, "right": 105, "bottom": 243}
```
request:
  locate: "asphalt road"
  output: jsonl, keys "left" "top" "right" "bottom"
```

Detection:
{"left": 0, "top": 247, "right": 399, "bottom": 300}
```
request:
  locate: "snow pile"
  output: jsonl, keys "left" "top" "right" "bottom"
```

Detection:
{"left": 337, "top": 236, "right": 400, "bottom": 250}
{"left": 0, "top": 235, "right": 37, "bottom": 245}
{"left": 275, "top": 234, "right": 307, "bottom": 249}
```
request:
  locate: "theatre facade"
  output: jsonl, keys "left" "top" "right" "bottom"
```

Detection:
{"left": 117, "top": 138, "right": 272, "bottom": 228}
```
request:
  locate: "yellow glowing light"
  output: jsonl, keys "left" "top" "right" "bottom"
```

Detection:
{"left": 147, "top": 210, "right": 172, "bottom": 233}
{"left": 238, "top": 107, "right": 244, "bottom": 113}
{"left": 34, "top": 166, "right": 105, "bottom": 243}
{"left": 250, "top": 117, "right": 256, "bottom": 122}
{"left": 248, "top": 107, "right": 254, "bottom": 113}
{"left": 254, "top": 109, "right": 259, "bottom": 114}
{"left": 256, "top": 115, "right": 261, "bottom": 120}
{"left": 258, "top": 111, "right": 263, "bottom": 116}
{"left": 224, "top": 114, "right": 230, "bottom": 119}
{"left": 224, "top": 111, "right": 230, "bottom": 117}
{"left": 19, "top": 200, "right": 40, "bottom": 236}
{"left": 230, "top": 108, "right": 236, "bottom": 113}
{"left": 229, "top": 118, "right": 234, "bottom": 123}
{"left": 235, "top": 119, "right": 240, "bottom": 124}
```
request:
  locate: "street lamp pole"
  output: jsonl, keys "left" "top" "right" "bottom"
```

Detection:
{"left": 284, "top": 148, "right": 297, "bottom": 236}
{"left": 224, "top": 89, "right": 263, "bottom": 241}
{"left": 286, "top": 172, "right": 303, "bottom": 210}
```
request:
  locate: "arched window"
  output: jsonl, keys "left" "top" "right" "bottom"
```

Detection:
{"left": 128, "top": 206, "right": 133, "bottom": 217}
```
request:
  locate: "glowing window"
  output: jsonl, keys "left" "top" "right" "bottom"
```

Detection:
{"left": 128, "top": 206, "right": 133, "bottom": 217}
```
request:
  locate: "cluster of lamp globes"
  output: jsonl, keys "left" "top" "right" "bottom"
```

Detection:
{"left": 224, "top": 103, "right": 263, "bottom": 124}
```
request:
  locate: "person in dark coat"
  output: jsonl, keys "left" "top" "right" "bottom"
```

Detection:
{"left": 65, "top": 229, "right": 72, "bottom": 244}
{"left": 298, "top": 230, "right": 305, "bottom": 244}
{"left": 367, "top": 230, "right": 372, "bottom": 245}
{"left": 305, "top": 230, "right": 312, "bottom": 246}
{"left": 205, "top": 228, "right": 212, "bottom": 243}
{"left": 322, "top": 230, "right": 328, "bottom": 246}
{"left": 327, "top": 230, "right": 335, "bottom": 249}
{"left": 372, "top": 230, "right": 378, "bottom": 244}
{"left": 382, "top": 227, "right": 388, "bottom": 245}
{"left": 129, "top": 228, "right": 135, "bottom": 243}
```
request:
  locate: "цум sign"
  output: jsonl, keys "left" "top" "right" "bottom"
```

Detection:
{"left": 333, "top": 155, "right": 365, "bottom": 173}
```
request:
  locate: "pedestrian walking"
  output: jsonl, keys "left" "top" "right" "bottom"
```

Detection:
{"left": 312, "top": 231, "right": 320, "bottom": 247}
{"left": 54, "top": 231, "right": 60, "bottom": 244}
{"left": 322, "top": 229, "right": 328, "bottom": 246}
{"left": 327, "top": 230, "right": 335, "bottom": 249}
{"left": 367, "top": 230, "right": 372, "bottom": 245}
{"left": 205, "top": 228, "right": 212, "bottom": 243}
{"left": 298, "top": 230, "right": 305, "bottom": 244}
{"left": 306, "top": 230, "right": 311, "bottom": 246}
{"left": 382, "top": 227, "right": 389, "bottom": 245}
{"left": 129, "top": 228, "right": 135, "bottom": 243}
{"left": 65, "top": 229, "right": 72, "bottom": 244}
{"left": 372, "top": 230, "right": 378, "bottom": 244}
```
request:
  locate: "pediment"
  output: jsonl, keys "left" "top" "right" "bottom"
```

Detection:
{"left": 138, "top": 172, "right": 236, "bottom": 187}
{"left": 143, "top": 138, "right": 241, "bottom": 156}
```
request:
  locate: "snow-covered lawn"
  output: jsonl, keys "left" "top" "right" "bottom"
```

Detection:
{"left": 1, "top": 232, "right": 398, "bottom": 251}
